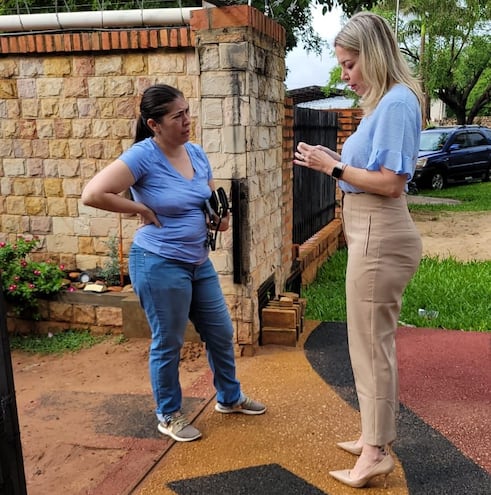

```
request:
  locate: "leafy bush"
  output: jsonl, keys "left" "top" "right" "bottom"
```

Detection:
{"left": 0, "top": 237, "right": 66, "bottom": 319}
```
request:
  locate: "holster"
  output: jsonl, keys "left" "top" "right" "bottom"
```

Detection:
{"left": 203, "top": 187, "right": 229, "bottom": 251}
{"left": 208, "top": 187, "right": 229, "bottom": 218}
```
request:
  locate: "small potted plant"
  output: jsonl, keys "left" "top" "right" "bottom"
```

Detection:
{"left": 99, "top": 235, "right": 123, "bottom": 289}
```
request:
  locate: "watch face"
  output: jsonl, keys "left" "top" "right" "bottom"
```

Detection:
{"left": 79, "top": 272, "right": 91, "bottom": 283}
{"left": 332, "top": 166, "right": 343, "bottom": 178}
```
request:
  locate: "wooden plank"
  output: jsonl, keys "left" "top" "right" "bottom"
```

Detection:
{"left": 262, "top": 327, "right": 297, "bottom": 347}
{"left": 261, "top": 307, "right": 297, "bottom": 328}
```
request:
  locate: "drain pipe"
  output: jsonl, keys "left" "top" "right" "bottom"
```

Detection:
{"left": 0, "top": 7, "right": 203, "bottom": 33}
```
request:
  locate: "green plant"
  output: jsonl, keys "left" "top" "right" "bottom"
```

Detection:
{"left": 302, "top": 247, "right": 491, "bottom": 332}
{"left": 0, "top": 236, "right": 66, "bottom": 319}
{"left": 409, "top": 182, "right": 491, "bottom": 213}
{"left": 303, "top": 184, "right": 491, "bottom": 332}
{"left": 9, "top": 329, "right": 107, "bottom": 354}
{"left": 99, "top": 235, "right": 122, "bottom": 286}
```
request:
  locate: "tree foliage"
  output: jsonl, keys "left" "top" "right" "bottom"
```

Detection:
{"left": 0, "top": 1, "right": 374, "bottom": 53}
{"left": 380, "top": 0, "right": 491, "bottom": 124}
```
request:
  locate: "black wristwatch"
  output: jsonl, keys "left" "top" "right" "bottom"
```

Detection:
{"left": 331, "top": 162, "right": 346, "bottom": 179}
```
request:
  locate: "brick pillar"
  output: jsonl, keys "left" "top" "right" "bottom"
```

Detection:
{"left": 191, "top": 6, "right": 287, "bottom": 348}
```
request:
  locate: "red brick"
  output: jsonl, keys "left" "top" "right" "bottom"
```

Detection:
{"left": 81, "top": 33, "right": 92, "bottom": 51}
{"left": 101, "top": 32, "right": 111, "bottom": 50}
{"left": 26, "top": 34, "right": 36, "bottom": 52}
{"left": 130, "top": 30, "right": 139, "bottom": 49}
{"left": 169, "top": 29, "right": 178, "bottom": 47}
{"left": 72, "top": 33, "right": 82, "bottom": 51}
{"left": 45, "top": 34, "right": 55, "bottom": 52}
{"left": 91, "top": 32, "right": 101, "bottom": 51}
{"left": 17, "top": 36, "right": 27, "bottom": 53}
{"left": 35, "top": 35, "right": 45, "bottom": 52}
{"left": 149, "top": 30, "right": 158, "bottom": 48}
{"left": 63, "top": 34, "right": 72, "bottom": 52}
{"left": 179, "top": 27, "right": 190, "bottom": 47}
{"left": 159, "top": 29, "right": 169, "bottom": 46}
{"left": 119, "top": 30, "right": 129, "bottom": 50}
{"left": 110, "top": 31, "right": 120, "bottom": 50}
{"left": 54, "top": 34, "right": 64, "bottom": 52}
{"left": 139, "top": 30, "right": 149, "bottom": 49}
{"left": 0, "top": 37, "right": 9, "bottom": 54}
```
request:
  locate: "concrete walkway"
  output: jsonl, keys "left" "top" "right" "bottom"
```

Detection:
{"left": 128, "top": 321, "right": 490, "bottom": 495}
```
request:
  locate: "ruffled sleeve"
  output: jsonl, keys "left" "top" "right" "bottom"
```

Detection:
{"left": 366, "top": 97, "right": 421, "bottom": 180}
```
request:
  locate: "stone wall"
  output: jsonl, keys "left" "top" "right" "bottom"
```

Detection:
{"left": 0, "top": 5, "right": 290, "bottom": 349}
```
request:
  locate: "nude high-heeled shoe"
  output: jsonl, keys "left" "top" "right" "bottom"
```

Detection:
{"left": 336, "top": 440, "right": 363, "bottom": 456}
{"left": 329, "top": 452, "right": 395, "bottom": 488}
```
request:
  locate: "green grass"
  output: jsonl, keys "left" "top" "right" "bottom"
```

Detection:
{"left": 302, "top": 183, "right": 491, "bottom": 332}
{"left": 410, "top": 181, "right": 491, "bottom": 212}
{"left": 9, "top": 329, "right": 113, "bottom": 354}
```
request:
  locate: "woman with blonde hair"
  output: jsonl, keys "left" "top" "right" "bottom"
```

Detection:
{"left": 294, "top": 11, "right": 423, "bottom": 488}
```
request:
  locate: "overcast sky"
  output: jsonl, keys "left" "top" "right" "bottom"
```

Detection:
{"left": 285, "top": 5, "right": 344, "bottom": 90}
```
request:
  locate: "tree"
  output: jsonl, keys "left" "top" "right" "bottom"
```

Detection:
{"left": 0, "top": 1, "right": 373, "bottom": 53}
{"left": 227, "top": 1, "right": 377, "bottom": 52}
{"left": 385, "top": 0, "right": 491, "bottom": 124}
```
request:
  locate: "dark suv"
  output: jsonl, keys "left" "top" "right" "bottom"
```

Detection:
{"left": 412, "top": 125, "right": 491, "bottom": 190}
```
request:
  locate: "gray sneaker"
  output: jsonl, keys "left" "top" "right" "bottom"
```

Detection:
{"left": 214, "top": 395, "right": 266, "bottom": 415}
{"left": 157, "top": 412, "right": 202, "bottom": 442}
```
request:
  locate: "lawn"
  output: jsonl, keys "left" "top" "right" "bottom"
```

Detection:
{"left": 302, "top": 182, "right": 491, "bottom": 332}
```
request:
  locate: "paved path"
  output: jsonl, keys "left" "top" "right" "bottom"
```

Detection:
{"left": 129, "top": 321, "right": 490, "bottom": 495}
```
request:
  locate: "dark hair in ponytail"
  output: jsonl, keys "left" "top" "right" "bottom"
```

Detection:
{"left": 134, "top": 84, "right": 184, "bottom": 143}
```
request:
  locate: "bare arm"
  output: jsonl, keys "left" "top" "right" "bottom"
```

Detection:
{"left": 81, "top": 159, "right": 162, "bottom": 227}
{"left": 294, "top": 141, "right": 407, "bottom": 198}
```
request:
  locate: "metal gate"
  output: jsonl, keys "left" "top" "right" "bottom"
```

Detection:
{"left": 0, "top": 283, "right": 27, "bottom": 495}
{"left": 293, "top": 107, "right": 338, "bottom": 244}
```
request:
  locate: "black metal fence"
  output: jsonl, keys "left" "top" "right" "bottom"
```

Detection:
{"left": 293, "top": 107, "right": 338, "bottom": 245}
{"left": 0, "top": 282, "right": 27, "bottom": 495}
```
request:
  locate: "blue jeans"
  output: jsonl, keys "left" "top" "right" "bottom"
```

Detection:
{"left": 129, "top": 244, "right": 242, "bottom": 420}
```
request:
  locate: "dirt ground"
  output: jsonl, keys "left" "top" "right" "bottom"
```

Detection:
{"left": 412, "top": 210, "right": 491, "bottom": 262}
{"left": 10, "top": 209, "right": 491, "bottom": 495}
{"left": 12, "top": 340, "right": 211, "bottom": 495}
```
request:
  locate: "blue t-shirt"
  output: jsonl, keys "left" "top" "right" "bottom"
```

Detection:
{"left": 339, "top": 84, "right": 422, "bottom": 193}
{"left": 120, "top": 138, "right": 212, "bottom": 264}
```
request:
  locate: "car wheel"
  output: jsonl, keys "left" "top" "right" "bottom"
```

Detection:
{"left": 483, "top": 167, "right": 490, "bottom": 182}
{"left": 430, "top": 171, "right": 446, "bottom": 190}
{"left": 408, "top": 181, "right": 419, "bottom": 195}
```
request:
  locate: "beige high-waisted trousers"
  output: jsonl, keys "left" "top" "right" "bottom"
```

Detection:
{"left": 342, "top": 192, "right": 422, "bottom": 446}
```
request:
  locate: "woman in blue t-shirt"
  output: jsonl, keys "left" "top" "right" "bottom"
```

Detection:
{"left": 82, "top": 84, "right": 266, "bottom": 442}
{"left": 294, "top": 12, "right": 423, "bottom": 489}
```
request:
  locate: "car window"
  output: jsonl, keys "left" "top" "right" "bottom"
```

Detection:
{"left": 467, "top": 132, "right": 487, "bottom": 147}
{"left": 420, "top": 131, "right": 450, "bottom": 151}
{"left": 453, "top": 133, "right": 469, "bottom": 148}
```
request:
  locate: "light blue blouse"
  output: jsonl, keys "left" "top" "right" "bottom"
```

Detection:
{"left": 120, "top": 138, "right": 212, "bottom": 264}
{"left": 339, "top": 84, "right": 422, "bottom": 193}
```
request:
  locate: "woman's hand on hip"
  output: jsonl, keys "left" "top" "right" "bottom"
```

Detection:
{"left": 137, "top": 204, "right": 162, "bottom": 228}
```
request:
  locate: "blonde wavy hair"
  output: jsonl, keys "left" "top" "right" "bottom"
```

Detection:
{"left": 334, "top": 11, "right": 423, "bottom": 115}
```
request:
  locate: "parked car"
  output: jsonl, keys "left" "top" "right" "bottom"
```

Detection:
{"left": 411, "top": 125, "right": 491, "bottom": 190}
